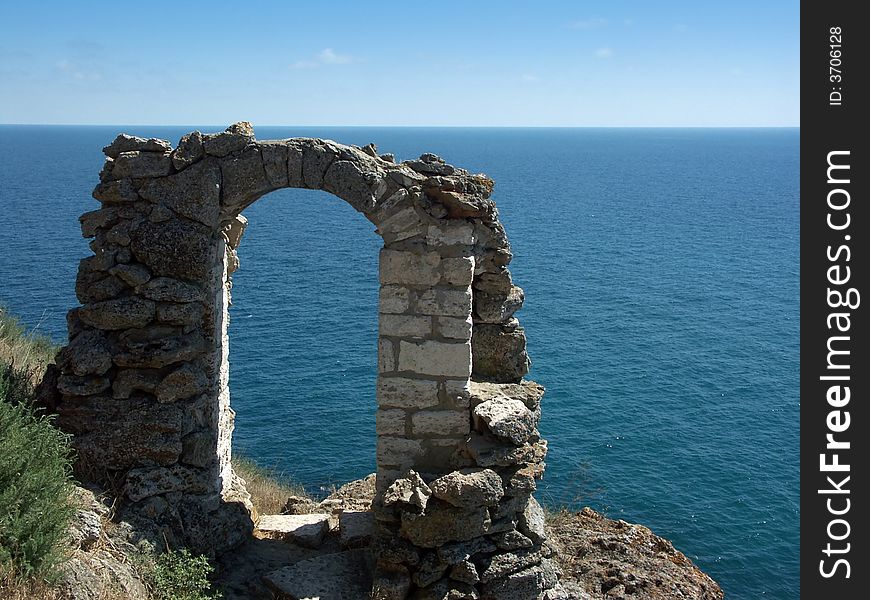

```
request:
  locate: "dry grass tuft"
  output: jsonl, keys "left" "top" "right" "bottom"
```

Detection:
{"left": 232, "top": 456, "right": 311, "bottom": 515}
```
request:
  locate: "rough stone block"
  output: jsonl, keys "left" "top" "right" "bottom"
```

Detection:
{"left": 473, "top": 397, "right": 537, "bottom": 446}
{"left": 103, "top": 134, "right": 172, "bottom": 158}
{"left": 440, "top": 257, "right": 475, "bottom": 286}
{"left": 377, "top": 207, "right": 424, "bottom": 239}
{"left": 380, "top": 315, "right": 431, "bottom": 339}
{"left": 263, "top": 549, "right": 373, "bottom": 599}
{"left": 111, "top": 151, "right": 172, "bottom": 179}
{"left": 378, "top": 338, "right": 396, "bottom": 373}
{"left": 92, "top": 179, "right": 139, "bottom": 203}
{"left": 475, "top": 285, "right": 525, "bottom": 324}
{"left": 129, "top": 219, "right": 214, "bottom": 282}
{"left": 339, "top": 510, "right": 375, "bottom": 549}
{"left": 376, "top": 409, "right": 407, "bottom": 436}
{"left": 437, "top": 315, "right": 472, "bottom": 340}
{"left": 379, "top": 249, "right": 441, "bottom": 286}
{"left": 471, "top": 323, "right": 529, "bottom": 383}
{"left": 171, "top": 131, "right": 204, "bottom": 170}
{"left": 411, "top": 410, "right": 470, "bottom": 437}
{"left": 139, "top": 158, "right": 221, "bottom": 227}
{"left": 398, "top": 340, "right": 471, "bottom": 378}
{"left": 125, "top": 465, "right": 213, "bottom": 501}
{"left": 379, "top": 285, "right": 411, "bottom": 314}
{"left": 377, "top": 436, "right": 424, "bottom": 469}
{"left": 78, "top": 297, "right": 156, "bottom": 330}
{"left": 257, "top": 513, "right": 330, "bottom": 548}
{"left": 400, "top": 503, "right": 491, "bottom": 548}
{"left": 427, "top": 223, "right": 475, "bottom": 246}
{"left": 138, "top": 277, "right": 204, "bottom": 302}
{"left": 429, "top": 469, "right": 503, "bottom": 508}
{"left": 377, "top": 377, "right": 439, "bottom": 409}
{"left": 220, "top": 146, "right": 272, "bottom": 210}
{"left": 416, "top": 288, "right": 472, "bottom": 317}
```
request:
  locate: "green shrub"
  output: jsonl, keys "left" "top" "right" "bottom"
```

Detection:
{"left": 148, "top": 549, "right": 222, "bottom": 600}
{"left": 0, "top": 363, "right": 75, "bottom": 580}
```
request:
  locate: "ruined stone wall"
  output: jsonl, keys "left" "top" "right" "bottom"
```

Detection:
{"left": 55, "top": 123, "right": 557, "bottom": 598}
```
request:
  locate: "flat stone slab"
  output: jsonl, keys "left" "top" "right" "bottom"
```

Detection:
{"left": 263, "top": 549, "right": 374, "bottom": 600}
{"left": 257, "top": 514, "right": 330, "bottom": 548}
{"left": 339, "top": 510, "right": 375, "bottom": 549}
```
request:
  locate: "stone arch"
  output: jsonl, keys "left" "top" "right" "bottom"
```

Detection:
{"left": 55, "top": 123, "right": 555, "bottom": 598}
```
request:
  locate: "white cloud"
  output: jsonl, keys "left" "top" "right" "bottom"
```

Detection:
{"left": 290, "top": 48, "right": 360, "bottom": 69}
{"left": 521, "top": 74, "right": 539, "bottom": 82}
{"left": 55, "top": 59, "right": 102, "bottom": 81}
{"left": 594, "top": 47, "right": 613, "bottom": 59}
{"left": 569, "top": 17, "right": 607, "bottom": 29}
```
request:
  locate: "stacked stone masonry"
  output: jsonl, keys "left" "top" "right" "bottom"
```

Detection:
{"left": 55, "top": 123, "right": 553, "bottom": 599}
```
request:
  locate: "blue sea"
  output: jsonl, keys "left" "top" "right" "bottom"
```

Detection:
{"left": 0, "top": 125, "right": 799, "bottom": 599}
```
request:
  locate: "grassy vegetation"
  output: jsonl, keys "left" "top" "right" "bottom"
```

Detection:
{"left": 0, "top": 307, "right": 56, "bottom": 384}
{"left": 233, "top": 455, "right": 311, "bottom": 515}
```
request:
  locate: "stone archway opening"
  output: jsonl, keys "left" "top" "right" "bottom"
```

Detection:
{"left": 55, "top": 123, "right": 556, "bottom": 599}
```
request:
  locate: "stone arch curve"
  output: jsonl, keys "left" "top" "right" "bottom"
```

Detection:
{"left": 55, "top": 123, "right": 555, "bottom": 598}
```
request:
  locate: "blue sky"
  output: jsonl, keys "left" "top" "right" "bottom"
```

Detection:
{"left": 0, "top": 1, "right": 799, "bottom": 126}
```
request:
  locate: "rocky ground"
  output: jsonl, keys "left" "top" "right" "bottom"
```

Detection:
{"left": 61, "top": 476, "right": 723, "bottom": 600}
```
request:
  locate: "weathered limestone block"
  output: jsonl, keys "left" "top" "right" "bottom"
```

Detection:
{"left": 478, "top": 548, "right": 543, "bottom": 584}
{"left": 129, "top": 219, "right": 214, "bottom": 281}
{"left": 427, "top": 222, "right": 475, "bottom": 246}
{"left": 138, "top": 277, "right": 204, "bottom": 302}
{"left": 286, "top": 141, "right": 304, "bottom": 186}
{"left": 380, "top": 285, "right": 412, "bottom": 314}
{"left": 518, "top": 497, "right": 546, "bottom": 544}
{"left": 112, "top": 368, "right": 162, "bottom": 399}
{"left": 259, "top": 141, "right": 289, "bottom": 187}
{"left": 112, "top": 151, "right": 172, "bottom": 179}
{"left": 379, "top": 338, "right": 397, "bottom": 373}
{"left": 125, "top": 464, "right": 214, "bottom": 501}
{"left": 469, "top": 380, "right": 545, "bottom": 411}
{"left": 57, "top": 329, "right": 112, "bottom": 376}
{"left": 180, "top": 431, "right": 216, "bottom": 467}
{"left": 377, "top": 207, "right": 425, "bottom": 242}
{"left": 473, "top": 397, "right": 538, "bottom": 446}
{"left": 171, "top": 131, "right": 204, "bottom": 170}
{"left": 479, "top": 564, "right": 552, "bottom": 600}
{"left": 156, "top": 363, "right": 207, "bottom": 402}
{"left": 380, "top": 314, "right": 432, "bottom": 338}
{"left": 155, "top": 302, "right": 202, "bottom": 326}
{"left": 57, "top": 396, "right": 184, "bottom": 470}
{"left": 384, "top": 472, "right": 432, "bottom": 519}
{"left": 465, "top": 435, "right": 547, "bottom": 468}
{"left": 376, "top": 407, "right": 407, "bottom": 436}
{"left": 373, "top": 564, "right": 413, "bottom": 600}
{"left": 492, "top": 530, "right": 534, "bottom": 551}
{"left": 302, "top": 139, "right": 339, "bottom": 189}
{"left": 78, "top": 297, "right": 155, "bottom": 330}
{"left": 413, "top": 552, "right": 449, "bottom": 587}
{"left": 224, "top": 214, "right": 248, "bottom": 249}
{"left": 58, "top": 374, "right": 110, "bottom": 396}
{"left": 471, "top": 323, "right": 529, "bottom": 383}
{"left": 257, "top": 514, "right": 330, "bottom": 548}
{"left": 323, "top": 159, "right": 379, "bottom": 212}
{"left": 437, "top": 316, "right": 473, "bottom": 340}
{"left": 80, "top": 207, "right": 120, "bottom": 237}
{"left": 138, "top": 158, "right": 221, "bottom": 227}
{"left": 76, "top": 270, "right": 126, "bottom": 303}
{"left": 417, "top": 288, "right": 473, "bottom": 318}
{"left": 474, "top": 270, "right": 513, "bottom": 296}
{"left": 441, "top": 257, "right": 475, "bottom": 286}
{"left": 339, "top": 510, "right": 375, "bottom": 549}
{"left": 103, "top": 134, "right": 171, "bottom": 158}
{"left": 377, "top": 377, "right": 439, "bottom": 409}
{"left": 450, "top": 560, "right": 481, "bottom": 585}
{"left": 398, "top": 340, "right": 472, "bottom": 378}
{"left": 429, "top": 469, "right": 503, "bottom": 509}
{"left": 109, "top": 263, "right": 151, "bottom": 287}
{"left": 378, "top": 437, "right": 425, "bottom": 470}
{"left": 380, "top": 250, "right": 441, "bottom": 286}
{"left": 203, "top": 122, "right": 254, "bottom": 157}
{"left": 474, "top": 285, "right": 524, "bottom": 324}
{"left": 220, "top": 146, "right": 272, "bottom": 210}
{"left": 114, "top": 331, "right": 206, "bottom": 368}
{"left": 411, "top": 410, "right": 470, "bottom": 437}
{"left": 401, "top": 503, "right": 491, "bottom": 548}
{"left": 413, "top": 579, "right": 478, "bottom": 600}
{"left": 437, "top": 537, "right": 497, "bottom": 565}
{"left": 92, "top": 179, "right": 139, "bottom": 203}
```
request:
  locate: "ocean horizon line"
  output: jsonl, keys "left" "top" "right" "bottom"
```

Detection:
{"left": 0, "top": 123, "right": 800, "bottom": 130}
